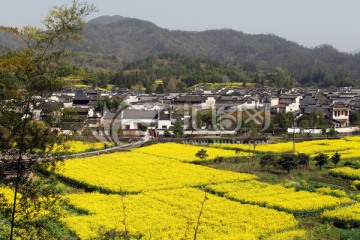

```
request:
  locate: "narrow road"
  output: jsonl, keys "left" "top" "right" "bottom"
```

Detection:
{"left": 62, "top": 137, "right": 150, "bottom": 159}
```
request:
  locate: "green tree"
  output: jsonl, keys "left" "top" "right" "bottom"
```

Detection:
{"left": 259, "top": 154, "right": 277, "bottom": 170}
{"left": 166, "top": 78, "right": 178, "bottom": 92}
{"left": 155, "top": 83, "right": 165, "bottom": 93}
{"left": 195, "top": 149, "right": 209, "bottom": 161}
{"left": 277, "top": 153, "right": 299, "bottom": 174}
{"left": 99, "top": 95, "right": 125, "bottom": 112}
{"left": 314, "top": 153, "right": 329, "bottom": 170}
{"left": 308, "top": 111, "right": 326, "bottom": 128}
{"left": 328, "top": 128, "right": 338, "bottom": 137}
{"left": 349, "top": 111, "right": 360, "bottom": 125}
{"left": 175, "top": 81, "right": 187, "bottom": 92}
{"left": 297, "top": 153, "right": 311, "bottom": 170}
{"left": 200, "top": 109, "right": 214, "bottom": 130}
{"left": 0, "top": 1, "right": 97, "bottom": 238}
{"left": 163, "top": 129, "right": 171, "bottom": 137}
{"left": 298, "top": 119, "right": 310, "bottom": 128}
{"left": 254, "top": 71, "right": 265, "bottom": 87}
{"left": 173, "top": 118, "right": 183, "bottom": 136}
{"left": 273, "top": 113, "right": 293, "bottom": 128}
{"left": 267, "top": 67, "right": 293, "bottom": 88}
{"left": 331, "top": 152, "right": 341, "bottom": 167}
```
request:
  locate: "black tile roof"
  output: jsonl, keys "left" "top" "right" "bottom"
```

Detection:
{"left": 122, "top": 110, "right": 158, "bottom": 119}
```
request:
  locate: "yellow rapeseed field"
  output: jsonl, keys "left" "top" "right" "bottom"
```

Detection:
{"left": 322, "top": 203, "right": 360, "bottom": 228}
{"left": 0, "top": 186, "right": 64, "bottom": 221}
{"left": 57, "top": 151, "right": 257, "bottom": 193}
{"left": 207, "top": 181, "right": 353, "bottom": 215}
{"left": 51, "top": 140, "right": 108, "bottom": 154}
{"left": 329, "top": 167, "right": 360, "bottom": 180}
{"left": 33, "top": 139, "right": 360, "bottom": 238}
{"left": 0, "top": 186, "right": 14, "bottom": 203}
{"left": 315, "top": 187, "right": 348, "bottom": 198}
{"left": 212, "top": 136, "right": 360, "bottom": 159}
{"left": 63, "top": 188, "right": 305, "bottom": 240}
{"left": 133, "top": 142, "right": 243, "bottom": 162}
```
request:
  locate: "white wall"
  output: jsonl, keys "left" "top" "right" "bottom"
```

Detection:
{"left": 158, "top": 120, "right": 172, "bottom": 129}
{"left": 121, "top": 119, "right": 157, "bottom": 130}
{"left": 287, "top": 128, "right": 323, "bottom": 134}
{"left": 124, "top": 95, "right": 139, "bottom": 105}
{"left": 333, "top": 127, "right": 359, "bottom": 133}
{"left": 63, "top": 102, "right": 73, "bottom": 108}
{"left": 88, "top": 108, "right": 95, "bottom": 118}
{"left": 201, "top": 97, "right": 216, "bottom": 109}
{"left": 271, "top": 98, "right": 279, "bottom": 106}
{"left": 287, "top": 128, "right": 301, "bottom": 134}
{"left": 303, "top": 129, "right": 323, "bottom": 134}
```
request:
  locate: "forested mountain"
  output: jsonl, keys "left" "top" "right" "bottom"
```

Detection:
{"left": 0, "top": 28, "right": 21, "bottom": 50}
{"left": 76, "top": 16, "right": 360, "bottom": 73}
{"left": 82, "top": 53, "right": 312, "bottom": 91}
{"left": 90, "top": 53, "right": 257, "bottom": 92}
{"left": 1, "top": 15, "right": 360, "bottom": 88}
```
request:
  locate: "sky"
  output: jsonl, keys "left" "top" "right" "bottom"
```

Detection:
{"left": 0, "top": 0, "right": 359, "bottom": 53}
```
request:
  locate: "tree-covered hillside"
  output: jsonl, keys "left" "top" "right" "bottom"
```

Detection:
{"left": 76, "top": 53, "right": 300, "bottom": 92}
{"left": 2, "top": 15, "right": 360, "bottom": 89}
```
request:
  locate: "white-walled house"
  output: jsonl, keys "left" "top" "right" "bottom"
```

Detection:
{"left": 271, "top": 95, "right": 302, "bottom": 113}
{"left": 119, "top": 109, "right": 173, "bottom": 137}
{"left": 32, "top": 109, "right": 42, "bottom": 120}
{"left": 121, "top": 109, "right": 158, "bottom": 130}
{"left": 173, "top": 95, "right": 216, "bottom": 110}
{"left": 88, "top": 107, "right": 95, "bottom": 118}
{"left": 202, "top": 96, "right": 216, "bottom": 109}
{"left": 331, "top": 103, "right": 350, "bottom": 128}
{"left": 157, "top": 110, "right": 172, "bottom": 130}
{"left": 238, "top": 96, "right": 261, "bottom": 110}
{"left": 124, "top": 95, "right": 139, "bottom": 105}
{"left": 129, "top": 102, "right": 165, "bottom": 111}
{"left": 262, "top": 96, "right": 279, "bottom": 110}
{"left": 63, "top": 102, "right": 73, "bottom": 108}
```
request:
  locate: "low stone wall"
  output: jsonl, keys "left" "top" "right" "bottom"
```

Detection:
{"left": 334, "top": 126, "right": 360, "bottom": 133}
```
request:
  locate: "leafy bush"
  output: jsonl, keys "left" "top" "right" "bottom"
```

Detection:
{"left": 277, "top": 153, "right": 299, "bottom": 173}
{"left": 340, "top": 228, "right": 360, "bottom": 240}
{"left": 214, "top": 156, "right": 225, "bottom": 163}
{"left": 354, "top": 180, "right": 360, "bottom": 190}
{"left": 344, "top": 161, "right": 360, "bottom": 169}
{"left": 163, "top": 130, "right": 172, "bottom": 137}
{"left": 195, "top": 149, "right": 209, "bottom": 161}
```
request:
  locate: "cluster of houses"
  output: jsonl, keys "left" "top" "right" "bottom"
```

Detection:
{"left": 35, "top": 86, "right": 360, "bottom": 137}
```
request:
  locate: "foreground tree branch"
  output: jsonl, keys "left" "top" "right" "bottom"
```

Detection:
{"left": 0, "top": 1, "right": 97, "bottom": 239}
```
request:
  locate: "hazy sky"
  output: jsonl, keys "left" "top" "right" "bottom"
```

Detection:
{"left": 0, "top": 0, "right": 359, "bottom": 52}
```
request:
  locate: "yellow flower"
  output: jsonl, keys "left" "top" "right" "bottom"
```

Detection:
{"left": 62, "top": 188, "right": 299, "bottom": 239}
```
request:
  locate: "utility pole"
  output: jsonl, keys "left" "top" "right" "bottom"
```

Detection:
{"left": 248, "top": 142, "right": 251, "bottom": 173}
{"left": 293, "top": 118, "right": 296, "bottom": 153}
{"left": 219, "top": 113, "right": 222, "bottom": 136}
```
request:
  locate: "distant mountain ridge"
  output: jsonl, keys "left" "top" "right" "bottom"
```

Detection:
{"left": 350, "top": 48, "right": 360, "bottom": 55}
{"left": 77, "top": 16, "right": 360, "bottom": 75}
{"left": 1, "top": 15, "right": 360, "bottom": 79}
{"left": 0, "top": 27, "right": 21, "bottom": 50}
